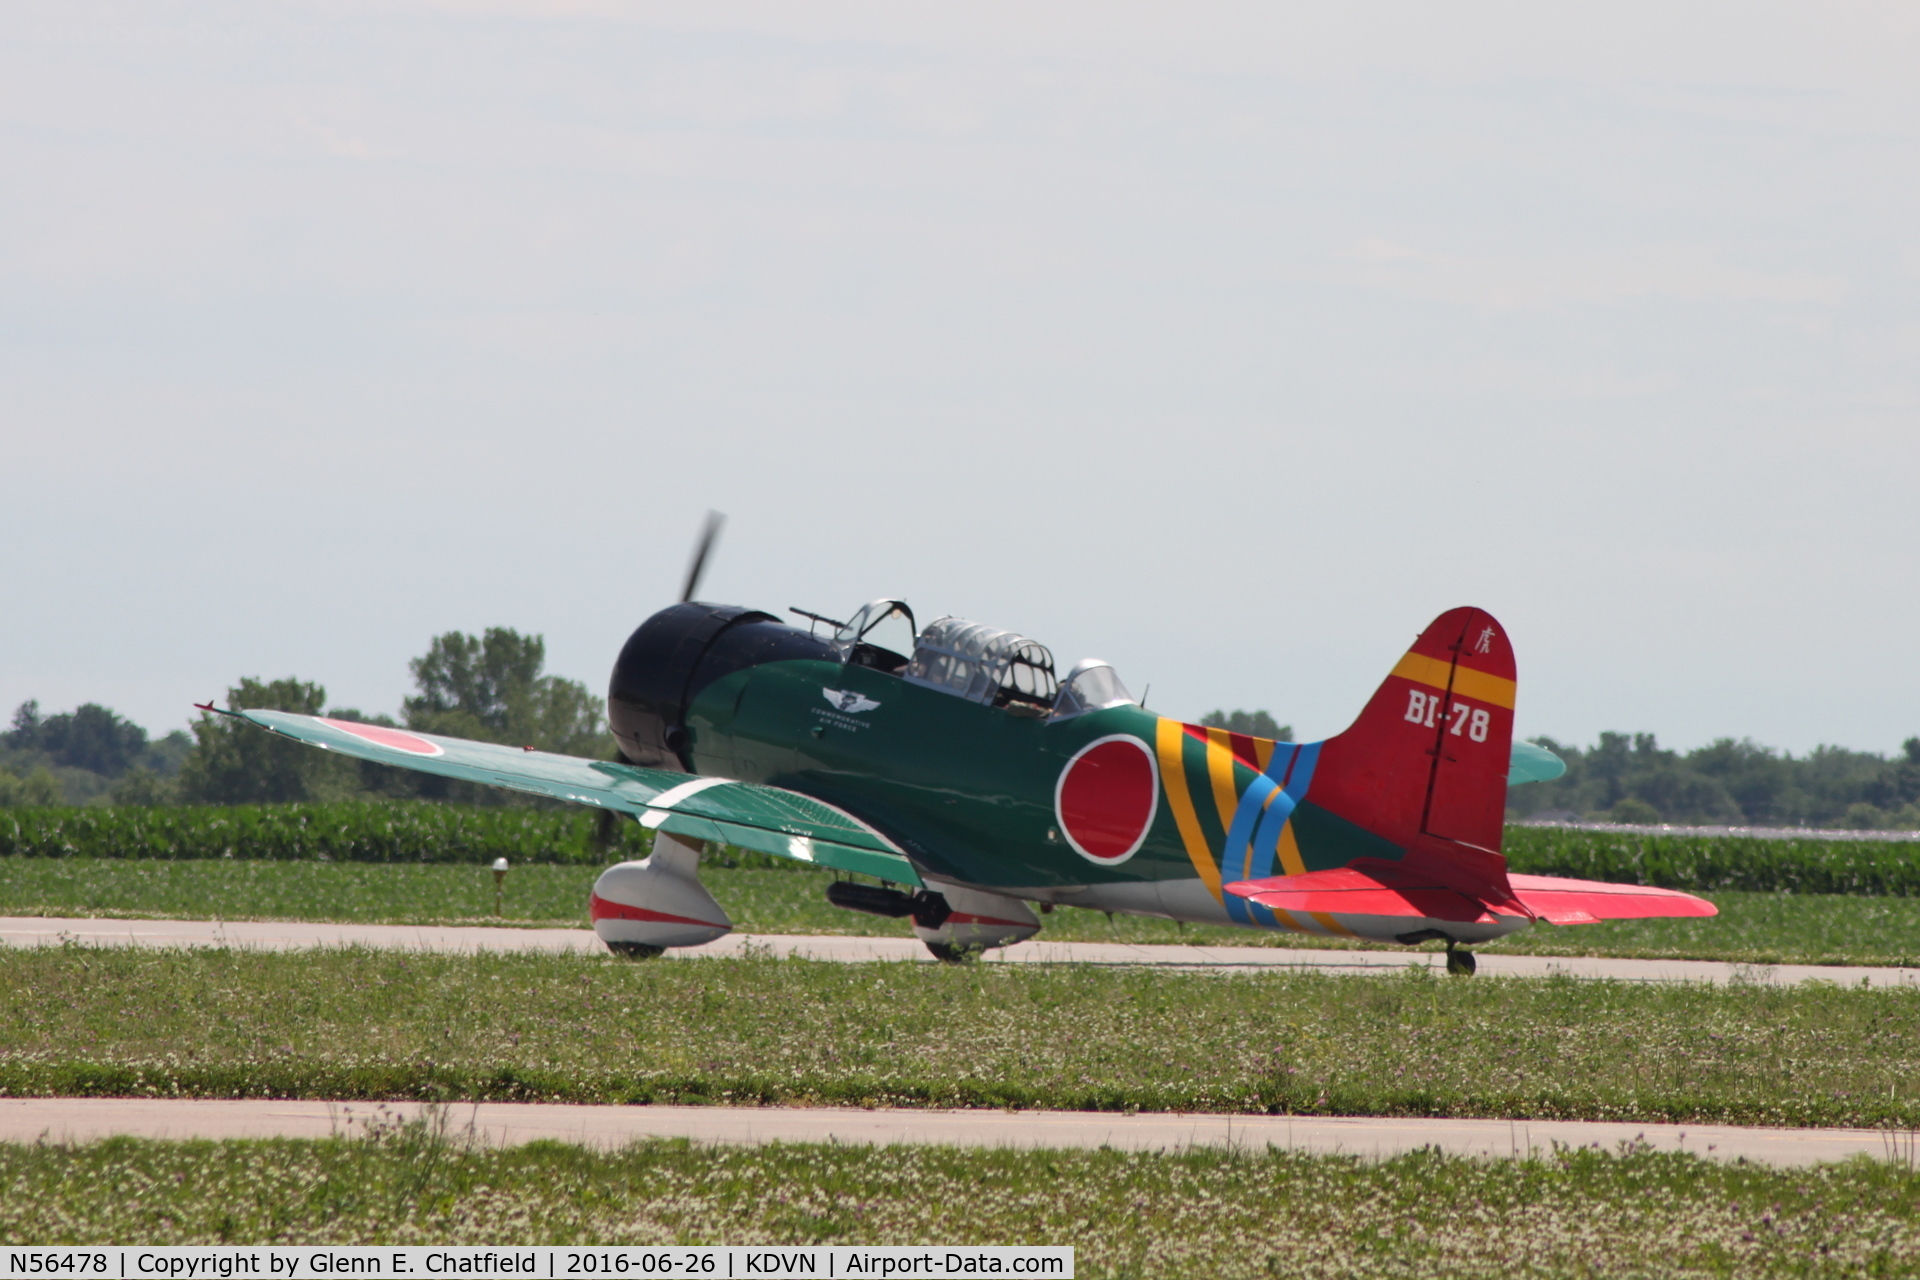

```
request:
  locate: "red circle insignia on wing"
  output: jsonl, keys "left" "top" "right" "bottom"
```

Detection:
{"left": 1054, "top": 735, "right": 1158, "bottom": 864}
{"left": 320, "top": 718, "right": 446, "bottom": 757}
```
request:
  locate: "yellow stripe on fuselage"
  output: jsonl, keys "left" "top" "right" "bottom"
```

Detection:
{"left": 1156, "top": 719, "right": 1222, "bottom": 902}
{"left": 1310, "top": 911, "right": 1357, "bottom": 937}
{"left": 1389, "top": 652, "right": 1516, "bottom": 709}
{"left": 1275, "top": 819, "right": 1308, "bottom": 878}
{"left": 1268, "top": 907, "right": 1310, "bottom": 933}
{"left": 1203, "top": 727, "right": 1240, "bottom": 835}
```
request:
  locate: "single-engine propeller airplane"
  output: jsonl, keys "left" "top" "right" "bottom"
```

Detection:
{"left": 214, "top": 517, "right": 1714, "bottom": 974}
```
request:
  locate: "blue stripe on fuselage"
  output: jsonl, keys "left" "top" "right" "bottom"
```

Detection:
{"left": 1219, "top": 741, "right": 1322, "bottom": 928}
{"left": 1250, "top": 741, "right": 1321, "bottom": 881}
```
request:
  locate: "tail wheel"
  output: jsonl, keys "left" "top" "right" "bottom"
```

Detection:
{"left": 1445, "top": 947, "right": 1476, "bottom": 977}
{"left": 924, "top": 941, "right": 983, "bottom": 964}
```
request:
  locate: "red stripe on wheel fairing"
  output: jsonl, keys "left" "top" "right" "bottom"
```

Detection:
{"left": 945, "top": 912, "right": 1034, "bottom": 928}
{"left": 588, "top": 893, "right": 727, "bottom": 930}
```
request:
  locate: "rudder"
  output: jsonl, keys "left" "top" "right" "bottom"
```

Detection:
{"left": 1307, "top": 607, "right": 1516, "bottom": 857}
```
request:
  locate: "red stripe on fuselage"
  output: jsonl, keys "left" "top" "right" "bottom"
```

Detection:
{"left": 1179, "top": 723, "right": 1262, "bottom": 770}
{"left": 589, "top": 893, "right": 726, "bottom": 930}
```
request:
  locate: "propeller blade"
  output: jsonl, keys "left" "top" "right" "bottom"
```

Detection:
{"left": 680, "top": 510, "right": 726, "bottom": 603}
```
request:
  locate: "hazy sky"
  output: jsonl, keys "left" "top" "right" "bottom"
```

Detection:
{"left": 4, "top": 1, "right": 1917, "bottom": 755}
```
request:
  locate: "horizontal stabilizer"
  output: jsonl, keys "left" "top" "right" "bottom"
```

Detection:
{"left": 1507, "top": 873, "right": 1717, "bottom": 925}
{"left": 1508, "top": 740, "right": 1566, "bottom": 785}
{"left": 1225, "top": 867, "right": 1499, "bottom": 924}
{"left": 1227, "top": 866, "right": 1717, "bottom": 928}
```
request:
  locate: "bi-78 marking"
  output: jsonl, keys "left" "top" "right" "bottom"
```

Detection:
{"left": 1404, "top": 691, "right": 1490, "bottom": 742}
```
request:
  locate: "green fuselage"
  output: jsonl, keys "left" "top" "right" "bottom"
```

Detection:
{"left": 683, "top": 659, "right": 1175, "bottom": 891}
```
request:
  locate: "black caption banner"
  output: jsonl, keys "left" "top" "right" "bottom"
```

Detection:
{"left": 2, "top": 1248, "right": 1072, "bottom": 1280}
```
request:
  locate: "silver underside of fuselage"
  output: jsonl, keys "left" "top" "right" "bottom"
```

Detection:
{"left": 946, "top": 875, "right": 1532, "bottom": 946}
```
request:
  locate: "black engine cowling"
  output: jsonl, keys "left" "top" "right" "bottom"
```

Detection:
{"left": 608, "top": 602, "right": 832, "bottom": 767}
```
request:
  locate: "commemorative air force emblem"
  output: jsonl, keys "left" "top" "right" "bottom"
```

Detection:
{"left": 821, "top": 688, "right": 881, "bottom": 714}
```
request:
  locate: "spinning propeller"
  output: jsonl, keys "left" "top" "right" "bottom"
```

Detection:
{"left": 680, "top": 510, "right": 726, "bottom": 604}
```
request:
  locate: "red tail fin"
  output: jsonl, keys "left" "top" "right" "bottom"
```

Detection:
{"left": 1307, "top": 607, "right": 1517, "bottom": 902}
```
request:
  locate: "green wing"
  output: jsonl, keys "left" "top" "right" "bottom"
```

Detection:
{"left": 237, "top": 710, "right": 921, "bottom": 885}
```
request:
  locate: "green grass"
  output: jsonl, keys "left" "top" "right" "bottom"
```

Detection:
{"left": 1503, "top": 825, "right": 1920, "bottom": 896}
{"left": 1475, "top": 892, "right": 1920, "bottom": 967}
{"left": 6, "top": 949, "right": 1920, "bottom": 1127}
{"left": 7, "top": 1133, "right": 1920, "bottom": 1277}
{"left": 5, "top": 856, "right": 1920, "bottom": 967}
{"left": 0, "top": 856, "right": 615, "bottom": 928}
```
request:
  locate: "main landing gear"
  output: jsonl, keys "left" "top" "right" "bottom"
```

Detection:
{"left": 1445, "top": 944, "right": 1477, "bottom": 977}
{"left": 824, "top": 880, "right": 1042, "bottom": 961}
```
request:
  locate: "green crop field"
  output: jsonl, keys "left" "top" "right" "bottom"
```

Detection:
{"left": 9, "top": 803, "right": 1920, "bottom": 896}
{"left": 0, "top": 803, "right": 645, "bottom": 865}
{"left": 5, "top": 1132, "right": 1919, "bottom": 1277}
{"left": 5, "top": 855, "right": 1920, "bottom": 966}
{"left": 1502, "top": 825, "right": 1920, "bottom": 897}
{"left": 5, "top": 949, "right": 1920, "bottom": 1128}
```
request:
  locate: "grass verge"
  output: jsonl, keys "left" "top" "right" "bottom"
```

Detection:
{"left": 5, "top": 1131, "right": 1920, "bottom": 1277}
{"left": 4, "top": 949, "right": 1920, "bottom": 1127}
{"left": 5, "top": 857, "right": 1920, "bottom": 967}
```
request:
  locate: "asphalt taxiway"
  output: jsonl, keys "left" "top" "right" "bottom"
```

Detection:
{"left": 1, "top": 916, "right": 1913, "bottom": 986}
{"left": 0, "top": 1098, "right": 1906, "bottom": 1167}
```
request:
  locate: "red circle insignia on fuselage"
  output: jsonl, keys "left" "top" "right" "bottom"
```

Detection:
{"left": 320, "top": 718, "right": 446, "bottom": 757}
{"left": 1054, "top": 734, "right": 1158, "bottom": 865}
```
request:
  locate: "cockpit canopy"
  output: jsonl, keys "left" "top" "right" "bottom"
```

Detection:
{"left": 1051, "top": 658, "right": 1137, "bottom": 720}
{"left": 903, "top": 616, "right": 1059, "bottom": 713}
{"left": 803, "top": 600, "right": 1140, "bottom": 720}
{"left": 828, "top": 599, "right": 917, "bottom": 674}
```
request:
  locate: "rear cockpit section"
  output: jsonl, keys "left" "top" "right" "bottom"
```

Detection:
{"left": 905, "top": 617, "right": 1060, "bottom": 715}
{"left": 1049, "top": 659, "right": 1138, "bottom": 721}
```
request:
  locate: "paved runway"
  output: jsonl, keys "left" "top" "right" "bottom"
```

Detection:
{"left": 0, "top": 1098, "right": 1904, "bottom": 1167}
{"left": 3, "top": 916, "right": 1914, "bottom": 986}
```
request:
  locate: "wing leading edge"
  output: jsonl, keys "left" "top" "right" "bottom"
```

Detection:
{"left": 235, "top": 710, "right": 921, "bottom": 886}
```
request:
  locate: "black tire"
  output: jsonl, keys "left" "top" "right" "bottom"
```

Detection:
{"left": 607, "top": 941, "right": 666, "bottom": 959}
{"left": 924, "top": 941, "right": 981, "bottom": 964}
{"left": 1445, "top": 948, "right": 1476, "bottom": 977}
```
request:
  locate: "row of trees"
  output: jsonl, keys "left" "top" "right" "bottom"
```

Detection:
{"left": 9, "top": 652, "right": 1920, "bottom": 827}
{"left": 1199, "top": 709, "right": 1294, "bottom": 741}
{"left": 1509, "top": 732, "right": 1920, "bottom": 829}
{"left": 1198, "top": 710, "right": 1920, "bottom": 829}
{"left": 0, "top": 628, "right": 609, "bottom": 807}
{"left": 0, "top": 704, "right": 192, "bottom": 806}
